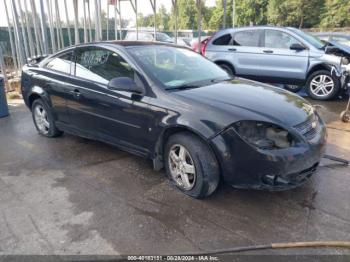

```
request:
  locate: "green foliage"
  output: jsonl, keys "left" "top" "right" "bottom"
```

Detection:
{"left": 267, "top": 0, "right": 324, "bottom": 28}
{"left": 137, "top": 4, "right": 171, "bottom": 30}
{"left": 136, "top": 0, "right": 349, "bottom": 31}
{"left": 320, "top": 0, "right": 350, "bottom": 28}
{"left": 235, "top": 0, "right": 268, "bottom": 26}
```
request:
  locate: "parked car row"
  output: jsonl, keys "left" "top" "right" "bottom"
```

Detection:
{"left": 124, "top": 28, "right": 350, "bottom": 100}
{"left": 203, "top": 26, "right": 350, "bottom": 100}
{"left": 124, "top": 30, "right": 192, "bottom": 47}
{"left": 22, "top": 40, "right": 327, "bottom": 198}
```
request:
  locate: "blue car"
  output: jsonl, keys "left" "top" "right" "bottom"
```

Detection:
{"left": 205, "top": 26, "right": 350, "bottom": 100}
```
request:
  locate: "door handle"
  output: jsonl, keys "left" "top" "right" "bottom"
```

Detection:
{"left": 263, "top": 50, "right": 273, "bottom": 54}
{"left": 228, "top": 48, "right": 237, "bottom": 52}
{"left": 70, "top": 89, "right": 81, "bottom": 99}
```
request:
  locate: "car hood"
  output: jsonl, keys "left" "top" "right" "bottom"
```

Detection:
{"left": 175, "top": 78, "right": 314, "bottom": 128}
{"left": 328, "top": 40, "right": 350, "bottom": 55}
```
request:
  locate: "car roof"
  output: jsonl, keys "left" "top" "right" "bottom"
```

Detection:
{"left": 216, "top": 25, "right": 298, "bottom": 33}
{"left": 66, "top": 41, "right": 185, "bottom": 50}
{"left": 313, "top": 32, "right": 350, "bottom": 37}
{"left": 106, "top": 40, "right": 179, "bottom": 48}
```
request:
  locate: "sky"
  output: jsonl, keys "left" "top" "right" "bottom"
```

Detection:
{"left": 0, "top": 0, "right": 216, "bottom": 27}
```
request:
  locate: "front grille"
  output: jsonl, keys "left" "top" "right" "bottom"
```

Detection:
{"left": 294, "top": 114, "right": 321, "bottom": 141}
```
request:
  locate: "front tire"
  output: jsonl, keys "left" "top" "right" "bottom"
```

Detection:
{"left": 31, "top": 99, "right": 63, "bottom": 137}
{"left": 164, "top": 132, "right": 220, "bottom": 199}
{"left": 218, "top": 63, "right": 235, "bottom": 77}
{"left": 306, "top": 70, "right": 340, "bottom": 100}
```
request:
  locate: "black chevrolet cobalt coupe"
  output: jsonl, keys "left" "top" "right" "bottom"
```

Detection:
{"left": 21, "top": 41, "right": 327, "bottom": 198}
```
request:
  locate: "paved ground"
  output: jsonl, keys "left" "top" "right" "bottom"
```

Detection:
{"left": 0, "top": 97, "right": 350, "bottom": 256}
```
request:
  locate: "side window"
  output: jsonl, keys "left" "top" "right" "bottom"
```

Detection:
{"left": 74, "top": 48, "right": 135, "bottom": 85}
{"left": 125, "top": 32, "right": 136, "bottom": 40}
{"left": 264, "top": 30, "right": 300, "bottom": 49}
{"left": 139, "top": 33, "right": 153, "bottom": 41}
{"left": 45, "top": 52, "right": 73, "bottom": 74}
{"left": 213, "top": 34, "right": 232, "bottom": 45}
{"left": 233, "top": 30, "right": 260, "bottom": 47}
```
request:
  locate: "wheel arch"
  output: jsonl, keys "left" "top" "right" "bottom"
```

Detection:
{"left": 306, "top": 63, "right": 333, "bottom": 79}
{"left": 214, "top": 60, "right": 236, "bottom": 74}
{"left": 27, "top": 86, "right": 51, "bottom": 110}
{"left": 152, "top": 125, "right": 220, "bottom": 172}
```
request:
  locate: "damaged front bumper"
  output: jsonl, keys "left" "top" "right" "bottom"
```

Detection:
{"left": 210, "top": 119, "right": 327, "bottom": 190}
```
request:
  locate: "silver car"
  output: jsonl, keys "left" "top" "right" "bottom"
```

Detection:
{"left": 205, "top": 26, "right": 350, "bottom": 100}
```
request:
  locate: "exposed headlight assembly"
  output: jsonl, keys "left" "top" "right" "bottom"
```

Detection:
{"left": 341, "top": 57, "right": 350, "bottom": 65}
{"left": 232, "top": 121, "right": 297, "bottom": 150}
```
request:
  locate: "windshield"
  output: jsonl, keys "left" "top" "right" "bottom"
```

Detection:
{"left": 128, "top": 46, "right": 229, "bottom": 90}
{"left": 289, "top": 28, "right": 325, "bottom": 49}
{"left": 156, "top": 33, "right": 172, "bottom": 42}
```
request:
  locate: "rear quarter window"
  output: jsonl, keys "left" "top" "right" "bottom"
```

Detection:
{"left": 213, "top": 34, "right": 232, "bottom": 45}
{"left": 233, "top": 30, "right": 260, "bottom": 47}
{"left": 45, "top": 52, "right": 73, "bottom": 74}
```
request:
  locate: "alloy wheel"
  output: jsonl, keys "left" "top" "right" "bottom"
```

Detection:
{"left": 34, "top": 105, "right": 50, "bottom": 135}
{"left": 310, "top": 75, "right": 334, "bottom": 97}
{"left": 168, "top": 144, "right": 196, "bottom": 191}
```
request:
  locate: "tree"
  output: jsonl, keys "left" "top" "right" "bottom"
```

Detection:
{"left": 208, "top": 0, "right": 232, "bottom": 30}
{"left": 137, "top": 4, "right": 171, "bottom": 30}
{"left": 267, "top": 0, "right": 324, "bottom": 28}
{"left": 320, "top": 0, "right": 350, "bottom": 28}
{"left": 235, "top": 0, "right": 268, "bottom": 26}
{"left": 169, "top": 0, "right": 198, "bottom": 30}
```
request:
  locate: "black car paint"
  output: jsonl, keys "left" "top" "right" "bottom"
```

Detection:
{"left": 21, "top": 41, "right": 327, "bottom": 190}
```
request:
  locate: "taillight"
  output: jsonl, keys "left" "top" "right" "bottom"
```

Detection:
{"left": 201, "top": 37, "right": 211, "bottom": 56}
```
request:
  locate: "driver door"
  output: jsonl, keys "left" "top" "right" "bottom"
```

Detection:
{"left": 258, "top": 29, "right": 309, "bottom": 81}
{"left": 67, "top": 46, "right": 152, "bottom": 154}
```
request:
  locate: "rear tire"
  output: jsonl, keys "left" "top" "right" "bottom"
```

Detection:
{"left": 218, "top": 63, "right": 235, "bottom": 77}
{"left": 164, "top": 132, "right": 220, "bottom": 199}
{"left": 306, "top": 70, "right": 340, "bottom": 100}
{"left": 31, "top": 99, "right": 63, "bottom": 138}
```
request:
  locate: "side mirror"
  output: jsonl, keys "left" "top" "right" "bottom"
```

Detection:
{"left": 108, "top": 77, "right": 144, "bottom": 94}
{"left": 290, "top": 43, "right": 306, "bottom": 51}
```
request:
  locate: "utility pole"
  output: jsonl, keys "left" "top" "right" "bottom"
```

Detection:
{"left": 94, "top": 0, "right": 101, "bottom": 41}
{"left": 55, "top": 0, "right": 64, "bottom": 48}
{"left": 232, "top": 0, "right": 235, "bottom": 27}
{"left": 106, "top": 0, "right": 109, "bottom": 40}
{"left": 172, "top": 0, "right": 177, "bottom": 44}
{"left": 10, "top": 0, "right": 25, "bottom": 66}
{"left": 129, "top": 0, "right": 138, "bottom": 40}
{"left": 73, "top": 0, "right": 80, "bottom": 44}
{"left": 4, "top": 0, "right": 18, "bottom": 71}
{"left": 39, "top": 0, "right": 49, "bottom": 54}
{"left": 87, "top": 0, "right": 92, "bottom": 42}
{"left": 196, "top": 0, "right": 202, "bottom": 54}
{"left": 63, "top": 0, "right": 72, "bottom": 46}
{"left": 150, "top": 0, "right": 156, "bottom": 41}
{"left": 30, "top": 0, "right": 43, "bottom": 55}
{"left": 114, "top": 0, "right": 118, "bottom": 40}
{"left": 47, "top": 0, "right": 57, "bottom": 52}
{"left": 16, "top": 0, "right": 30, "bottom": 59}
{"left": 118, "top": 0, "right": 122, "bottom": 39}
{"left": 21, "top": 0, "right": 35, "bottom": 57}
{"left": 222, "top": 0, "right": 227, "bottom": 29}
{"left": 83, "top": 0, "right": 88, "bottom": 42}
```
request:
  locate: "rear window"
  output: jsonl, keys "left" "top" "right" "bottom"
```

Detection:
{"left": 213, "top": 34, "right": 232, "bottom": 45}
{"left": 45, "top": 52, "right": 73, "bottom": 74}
{"left": 233, "top": 30, "right": 260, "bottom": 47}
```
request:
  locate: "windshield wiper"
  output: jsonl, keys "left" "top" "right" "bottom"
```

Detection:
{"left": 165, "top": 84, "right": 200, "bottom": 91}
{"left": 210, "top": 77, "right": 234, "bottom": 83}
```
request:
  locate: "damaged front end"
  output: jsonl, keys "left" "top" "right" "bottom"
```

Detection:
{"left": 210, "top": 113, "right": 327, "bottom": 190}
